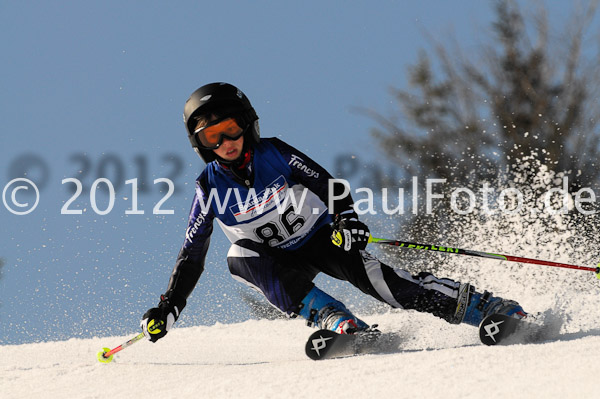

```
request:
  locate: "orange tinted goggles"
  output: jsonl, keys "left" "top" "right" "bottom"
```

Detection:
{"left": 194, "top": 117, "right": 244, "bottom": 149}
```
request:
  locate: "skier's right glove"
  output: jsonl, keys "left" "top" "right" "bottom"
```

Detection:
{"left": 141, "top": 294, "right": 184, "bottom": 343}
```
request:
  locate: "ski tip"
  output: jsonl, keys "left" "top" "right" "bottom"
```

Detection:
{"left": 97, "top": 347, "right": 114, "bottom": 363}
{"left": 478, "top": 313, "right": 519, "bottom": 346}
{"left": 305, "top": 329, "right": 339, "bottom": 361}
{"left": 595, "top": 265, "right": 600, "bottom": 279}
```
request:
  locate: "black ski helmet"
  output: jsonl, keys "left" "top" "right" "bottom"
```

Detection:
{"left": 184, "top": 82, "right": 259, "bottom": 163}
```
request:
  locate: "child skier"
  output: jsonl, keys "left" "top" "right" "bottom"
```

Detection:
{"left": 141, "top": 82, "right": 527, "bottom": 341}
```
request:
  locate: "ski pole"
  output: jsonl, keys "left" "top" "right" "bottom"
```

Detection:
{"left": 368, "top": 236, "right": 600, "bottom": 278}
{"left": 97, "top": 313, "right": 167, "bottom": 363}
{"left": 97, "top": 332, "right": 145, "bottom": 363}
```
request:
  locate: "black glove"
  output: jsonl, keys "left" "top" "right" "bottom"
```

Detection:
{"left": 141, "top": 294, "right": 184, "bottom": 343}
{"left": 331, "top": 211, "right": 370, "bottom": 252}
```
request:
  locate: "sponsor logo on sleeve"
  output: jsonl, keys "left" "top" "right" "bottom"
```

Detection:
{"left": 186, "top": 213, "right": 206, "bottom": 243}
{"left": 289, "top": 154, "right": 320, "bottom": 178}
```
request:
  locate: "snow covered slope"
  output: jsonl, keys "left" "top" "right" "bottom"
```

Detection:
{"left": 2, "top": 309, "right": 599, "bottom": 399}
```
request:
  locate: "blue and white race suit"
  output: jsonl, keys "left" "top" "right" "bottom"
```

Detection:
{"left": 163, "top": 137, "right": 466, "bottom": 321}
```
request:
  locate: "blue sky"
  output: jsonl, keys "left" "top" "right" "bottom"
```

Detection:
{"left": 0, "top": 1, "right": 588, "bottom": 344}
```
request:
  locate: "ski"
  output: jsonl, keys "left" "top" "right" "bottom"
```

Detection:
{"left": 305, "top": 328, "right": 382, "bottom": 360}
{"left": 479, "top": 313, "right": 543, "bottom": 345}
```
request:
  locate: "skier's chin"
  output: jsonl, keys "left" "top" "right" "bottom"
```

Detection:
{"left": 221, "top": 151, "right": 240, "bottom": 161}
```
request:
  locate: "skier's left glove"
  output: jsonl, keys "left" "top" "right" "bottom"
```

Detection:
{"left": 141, "top": 294, "right": 184, "bottom": 343}
{"left": 331, "top": 211, "right": 370, "bottom": 252}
